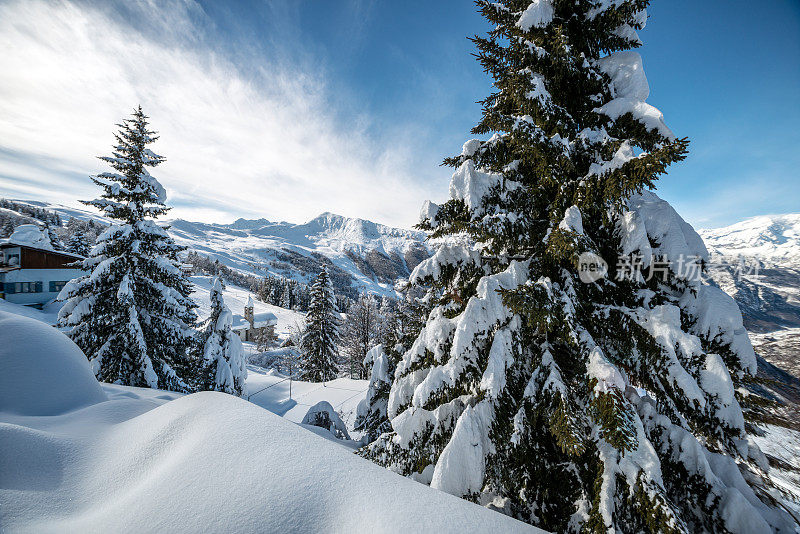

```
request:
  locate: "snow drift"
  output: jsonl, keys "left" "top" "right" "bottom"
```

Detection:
{"left": 1, "top": 393, "right": 537, "bottom": 533}
{"left": 0, "top": 311, "right": 106, "bottom": 416}
{"left": 0, "top": 313, "right": 538, "bottom": 533}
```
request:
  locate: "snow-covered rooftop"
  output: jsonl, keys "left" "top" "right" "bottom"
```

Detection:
{"left": 231, "top": 312, "right": 277, "bottom": 330}
{"left": 1, "top": 224, "right": 82, "bottom": 259}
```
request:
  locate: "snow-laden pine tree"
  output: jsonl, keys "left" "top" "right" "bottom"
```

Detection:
{"left": 355, "top": 344, "right": 394, "bottom": 443}
{"left": 356, "top": 289, "right": 428, "bottom": 445}
{"left": 364, "top": 2, "right": 792, "bottom": 532}
{"left": 58, "top": 106, "right": 197, "bottom": 392}
{"left": 197, "top": 277, "right": 246, "bottom": 396}
{"left": 44, "top": 223, "right": 64, "bottom": 251}
{"left": 299, "top": 267, "right": 340, "bottom": 382}
{"left": 66, "top": 229, "right": 91, "bottom": 257}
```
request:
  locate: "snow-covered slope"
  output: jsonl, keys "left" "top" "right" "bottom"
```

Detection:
{"left": 700, "top": 214, "right": 800, "bottom": 265}
{"left": 7, "top": 199, "right": 430, "bottom": 298}
{"left": 169, "top": 211, "right": 429, "bottom": 296}
{"left": 699, "top": 214, "right": 800, "bottom": 379}
{"left": 0, "top": 313, "right": 538, "bottom": 533}
{"left": 245, "top": 368, "right": 369, "bottom": 436}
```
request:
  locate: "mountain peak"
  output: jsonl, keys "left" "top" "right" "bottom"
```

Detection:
{"left": 699, "top": 213, "right": 800, "bottom": 264}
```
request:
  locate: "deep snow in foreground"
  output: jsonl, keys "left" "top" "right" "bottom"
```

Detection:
{"left": 0, "top": 312, "right": 538, "bottom": 533}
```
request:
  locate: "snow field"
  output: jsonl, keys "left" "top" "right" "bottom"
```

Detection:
{"left": 0, "top": 314, "right": 539, "bottom": 533}
{"left": 245, "top": 366, "right": 369, "bottom": 438}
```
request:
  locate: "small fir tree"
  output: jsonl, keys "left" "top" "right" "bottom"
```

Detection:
{"left": 197, "top": 277, "right": 246, "bottom": 396}
{"left": 255, "top": 322, "right": 278, "bottom": 352}
{"left": 58, "top": 106, "right": 197, "bottom": 391}
{"left": 66, "top": 229, "right": 92, "bottom": 257}
{"left": 299, "top": 267, "right": 340, "bottom": 382}
{"left": 44, "top": 223, "right": 64, "bottom": 251}
{"left": 364, "top": 2, "right": 792, "bottom": 532}
{"left": 354, "top": 344, "right": 394, "bottom": 443}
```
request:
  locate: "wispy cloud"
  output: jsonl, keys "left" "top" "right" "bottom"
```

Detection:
{"left": 0, "top": 0, "right": 445, "bottom": 227}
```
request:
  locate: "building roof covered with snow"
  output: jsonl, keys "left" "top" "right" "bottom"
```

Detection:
{"left": 231, "top": 311, "right": 277, "bottom": 331}
{"left": 1, "top": 224, "right": 83, "bottom": 262}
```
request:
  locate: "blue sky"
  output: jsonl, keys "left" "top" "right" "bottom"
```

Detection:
{"left": 0, "top": 0, "right": 798, "bottom": 229}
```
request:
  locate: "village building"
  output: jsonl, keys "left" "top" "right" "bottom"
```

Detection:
{"left": 0, "top": 225, "right": 84, "bottom": 307}
{"left": 231, "top": 296, "right": 277, "bottom": 343}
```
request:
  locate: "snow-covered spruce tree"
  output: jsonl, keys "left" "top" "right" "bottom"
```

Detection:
{"left": 355, "top": 344, "right": 394, "bottom": 443}
{"left": 364, "top": 2, "right": 792, "bottom": 532}
{"left": 44, "top": 222, "right": 64, "bottom": 251}
{"left": 58, "top": 106, "right": 197, "bottom": 391}
{"left": 356, "top": 289, "right": 429, "bottom": 445}
{"left": 66, "top": 229, "right": 92, "bottom": 257}
{"left": 299, "top": 267, "right": 340, "bottom": 382}
{"left": 197, "top": 277, "right": 246, "bottom": 396}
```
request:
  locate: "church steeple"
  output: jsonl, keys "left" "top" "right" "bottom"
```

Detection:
{"left": 244, "top": 295, "right": 254, "bottom": 327}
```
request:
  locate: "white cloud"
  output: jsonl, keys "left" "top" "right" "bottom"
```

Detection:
{"left": 0, "top": 0, "right": 445, "bottom": 227}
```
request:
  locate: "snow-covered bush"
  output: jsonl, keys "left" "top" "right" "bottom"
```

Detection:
{"left": 302, "top": 401, "right": 350, "bottom": 440}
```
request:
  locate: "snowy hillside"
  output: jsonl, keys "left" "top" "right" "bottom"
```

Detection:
{"left": 7, "top": 199, "right": 430, "bottom": 298}
{"left": 700, "top": 213, "right": 800, "bottom": 265}
{"left": 0, "top": 311, "right": 539, "bottom": 533}
{"left": 190, "top": 275, "right": 304, "bottom": 339}
{"left": 169, "top": 212, "right": 429, "bottom": 296}
{"left": 699, "top": 214, "right": 800, "bottom": 379}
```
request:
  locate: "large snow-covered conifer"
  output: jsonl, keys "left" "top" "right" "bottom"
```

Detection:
{"left": 364, "top": 2, "right": 792, "bottom": 532}
{"left": 58, "top": 106, "right": 197, "bottom": 392}
{"left": 299, "top": 268, "right": 340, "bottom": 382}
{"left": 197, "top": 277, "right": 246, "bottom": 396}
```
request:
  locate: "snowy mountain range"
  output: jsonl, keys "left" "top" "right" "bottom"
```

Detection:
{"left": 701, "top": 214, "right": 800, "bottom": 380}
{"left": 168, "top": 211, "right": 429, "bottom": 296}
{"left": 700, "top": 213, "right": 800, "bottom": 266}
{"left": 8, "top": 200, "right": 800, "bottom": 374}
{"left": 9, "top": 200, "right": 430, "bottom": 298}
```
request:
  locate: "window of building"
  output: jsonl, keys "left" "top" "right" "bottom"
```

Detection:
{"left": 15, "top": 282, "right": 43, "bottom": 293}
{"left": 49, "top": 281, "right": 67, "bottom": 293}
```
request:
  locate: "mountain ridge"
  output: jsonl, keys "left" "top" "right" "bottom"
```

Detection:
{"left": 700, "top": 213, "right": 800, "bottom": 265}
